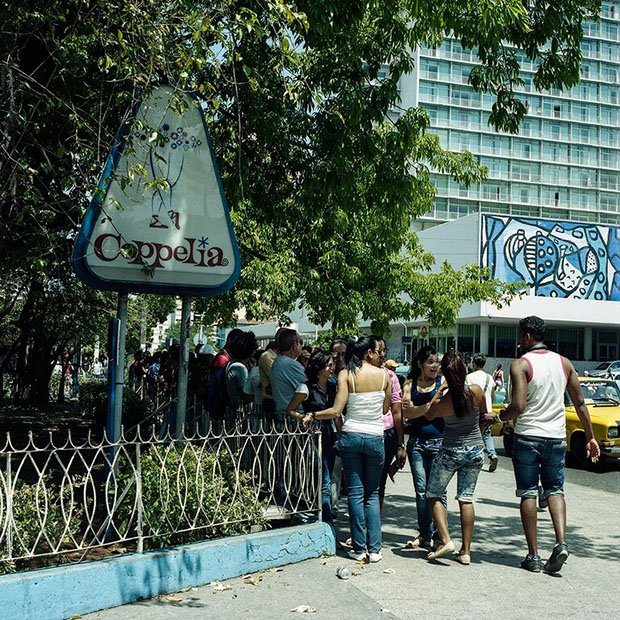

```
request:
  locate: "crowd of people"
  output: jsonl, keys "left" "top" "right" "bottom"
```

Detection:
{"left": 123, "top": 316, "right": 601, "bottom": 574}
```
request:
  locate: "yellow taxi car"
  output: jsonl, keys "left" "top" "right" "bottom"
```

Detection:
{"left": 492, "top": 377, "right": 620, "bottom": 467}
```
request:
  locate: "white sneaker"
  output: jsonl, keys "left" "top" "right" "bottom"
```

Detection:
{"left": 347, "top": 550, "right": 367, "bottom": 561}
{"left": 368, "top": 552, "right": 383, "bottom": 563}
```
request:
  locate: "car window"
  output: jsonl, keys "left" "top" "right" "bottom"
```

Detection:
{"left": 579, "top": 379, "right": 620, "bottom": 403}
{"left": 612, "top": 362, "right": 620, "bottom": 370}
{"left": 595, "top": 362, "right": 610, "bottom": 370}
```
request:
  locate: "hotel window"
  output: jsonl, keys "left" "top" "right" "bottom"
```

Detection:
{"left": 426, "top": 63, "right": 438, "bottom": 79}
{"left": 581, "top": 40, "right": 597, "bottom": 57}
{"left": 480, "top": 157, "right": 509, "bottom": 179}
{"left": 604, "top": 23, "right": 619, "bottom": 40}
{"left": 542, "top": 164, "right": 568, "bottom": 184}
{"left": 572, "top": 103, "right": 590, "bottom": 122}
{"left": 548, "top": 122, "right": 561, "bottom": 140}
{"left": 601, "top": 149, "right": 618, "bottom": 168}
{"left": 572, "top": 168, "right": 596, "bottom": 187}
{"left": 601, "top": 193, "right": 620, "bottom": 211}
{"left": 600, "top": 172, "right": 619, "bottom": 190}
{"left": 601, "top": 105, "right": 620, "bottom": 124}
{"left": 434, "top": 198, "right": 448, "bottom": 219}
{"left": 573, "top": 125, "right": 593, "bottom": 144}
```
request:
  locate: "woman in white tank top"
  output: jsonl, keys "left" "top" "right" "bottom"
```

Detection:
{"left": 308, "top": 336, "right": 391, "bottom": 563}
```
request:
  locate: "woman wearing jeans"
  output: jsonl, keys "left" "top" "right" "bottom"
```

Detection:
{"left": 288, "top": 351, "right": 337, "bottom": 531}
{"left": 423, "top": 351, "right": 487, "bottom": 564}
{"left": 401, "top": 346, "right": 446, "bottom": 550}
{"left": 308, "top": 336, "right": 391, "bottom": 563}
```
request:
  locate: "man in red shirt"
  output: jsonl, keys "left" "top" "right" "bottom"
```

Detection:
{"left": 211, "top": 328, "right": 243, "bottom": 372}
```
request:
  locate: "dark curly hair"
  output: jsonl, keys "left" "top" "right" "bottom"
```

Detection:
{"left": 519, "top": 315, "right": 546, "bottom": 342}
{"left": 407, "top": 345, "right": 438, "bottom": 382}
{"left": 306, "top": 350, "right": 332, "bottom": 385}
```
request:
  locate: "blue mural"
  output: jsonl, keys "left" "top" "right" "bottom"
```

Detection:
{"left": 481, "top": 216, "right": 620, "bottom": 301}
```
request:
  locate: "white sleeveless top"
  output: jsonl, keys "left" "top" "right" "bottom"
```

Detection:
{"left": 342, "top": 370, "right": 386, "bottom": 436}
{"left": 515, "top": 350, "right": 567, "bottom": 439}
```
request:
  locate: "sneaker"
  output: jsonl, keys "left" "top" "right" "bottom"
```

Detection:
{"left": 347, "top": 550, "right": 367, "bottom": 561}
{"left": 427, "top": 540, "right": 455, "bottom": 561}
{"left": 544, "top": 543, "right": 569, "bottom": 573}
{"left": 489, "top": 455, "right": 498, "bottom": 473}
{"left": 537, "top": 486, "right": 548, "bottom": 510}
{"left": 368, "top": 552, "right": 383, "bottom": 563}
{"left": 521, "top": 554, "right": 542, "bottom": 572}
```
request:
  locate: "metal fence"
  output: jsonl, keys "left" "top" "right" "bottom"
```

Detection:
{"left": 0, "top": 416, "right": 321, "bottom": 573}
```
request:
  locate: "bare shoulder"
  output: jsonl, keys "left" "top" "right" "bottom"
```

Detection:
{"left": 510, "top": 358, "right": 529, "bottom": 374}
{"left": 468, "top": 383, "right": 484, "bottom": 404}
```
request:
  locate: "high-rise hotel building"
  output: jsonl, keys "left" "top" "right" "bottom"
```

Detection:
{"left": 399, "top": 2, "right": 620, "bottom": 227}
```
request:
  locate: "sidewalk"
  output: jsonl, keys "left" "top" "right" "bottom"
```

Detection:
{"left": 86, "top": 455, "right": 619, "bottom": 620}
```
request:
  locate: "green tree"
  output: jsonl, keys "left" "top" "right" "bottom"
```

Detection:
{"left": 1, "top": 1, "right": 600, "bottom": 404}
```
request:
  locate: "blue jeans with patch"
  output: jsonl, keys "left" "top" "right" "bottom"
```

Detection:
{"left": 339, "top": 432, "right": 385, "bottom": 554}
{"left": 482, "top": 425, "right": 497, "bottom": 458}
{"left": 512, "top": 434, "right": 566, "bottom": 499}
{"left": 407, "top": 437, "right": 446, "bottom": 542}
{"left": 427, "top": 445, "right": 485, "bottom": 503}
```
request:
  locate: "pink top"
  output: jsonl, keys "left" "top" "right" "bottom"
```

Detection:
{"left": 382, "top": 368, "right": 402, "bottom": 431}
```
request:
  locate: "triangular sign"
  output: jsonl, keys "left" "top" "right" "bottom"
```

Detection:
{"left": 73, "top": 86, "right": 240, "bottom": 296}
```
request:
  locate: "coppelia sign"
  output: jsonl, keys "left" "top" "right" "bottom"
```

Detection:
{"left": 73, "top": 86, "right": 240, "bottom": 296}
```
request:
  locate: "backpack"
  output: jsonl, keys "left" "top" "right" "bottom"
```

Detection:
{"left": 207, "top": 362, "right": 230, "bottom": 420}
{"left": 146, "top": 362, "right": 160, "bottom": 385}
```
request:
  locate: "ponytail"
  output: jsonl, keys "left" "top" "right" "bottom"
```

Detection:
{"left": 344, "top": 338, "right": 360, "bottom": 373}
{"left": 345, "top": 335, "right": 382, "bottom": 373}
{"left": 441, "top": 351, "right": 468, "bottom": 417}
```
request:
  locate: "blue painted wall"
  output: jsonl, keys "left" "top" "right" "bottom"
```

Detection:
{"left": 1, "top": 523, "right": 334, "bottom": 620}
{"left": 481, "top": 215, "right": 620, "bottom": 301}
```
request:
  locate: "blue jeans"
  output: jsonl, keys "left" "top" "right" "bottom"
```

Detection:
{"left": 407, "top": 437, "right": 445, "bottom": 543}
{"left": 427, "top": 445, "right": 484, "bottom": 502}
{"left": 339, "top": 432, "right": 385, "bottom": 554}
{"left": 512, "top": 434, "right": 566, "bottom": 499}
{"left": 482, "top": 425, "right": 496, "bottom": 458}
{"left": 321, "top": 428, "right": 336, "bottom": 527}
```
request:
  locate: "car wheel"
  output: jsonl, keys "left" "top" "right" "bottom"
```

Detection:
{"left": 502, "top": 429, "right": 514, "bottom": 457}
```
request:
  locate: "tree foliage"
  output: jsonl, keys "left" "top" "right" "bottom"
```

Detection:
{"left": 0, "top": 1, "right": 600, "bottom": 403}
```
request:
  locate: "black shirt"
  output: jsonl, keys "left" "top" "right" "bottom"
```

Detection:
{"left": 303, "top": 381, "right": 337, "bottom": 438}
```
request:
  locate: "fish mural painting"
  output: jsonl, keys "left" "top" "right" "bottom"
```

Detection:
{"left": 481, "top": 215, "right": 620, "bottom": 301}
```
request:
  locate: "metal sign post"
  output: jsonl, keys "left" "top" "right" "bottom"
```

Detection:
{"left": 175, "top": 295, "right": 191, "bottom": 438}
{"left": 113, "top": 293, "right": 128, "bottom": 443}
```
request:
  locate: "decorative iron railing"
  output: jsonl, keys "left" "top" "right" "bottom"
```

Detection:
{"left": 0, "top": 416, "right": 321, "bottom": 573}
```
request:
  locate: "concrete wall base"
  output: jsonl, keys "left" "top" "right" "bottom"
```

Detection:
{"left": 1, "top": 522, "right": 335, "bottom": 620}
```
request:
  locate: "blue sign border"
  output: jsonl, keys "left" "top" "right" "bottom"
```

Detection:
{"left": 72, "top": 90, "right": 241, "bottom": 297}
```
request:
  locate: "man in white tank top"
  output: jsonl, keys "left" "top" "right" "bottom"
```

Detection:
{"left": 482, "top": 316, "right": 600, "bottom": 574}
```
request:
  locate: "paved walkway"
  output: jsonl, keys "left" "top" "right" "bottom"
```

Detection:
{"left": 87, "top": 450, "right": 619, "bottom": 620}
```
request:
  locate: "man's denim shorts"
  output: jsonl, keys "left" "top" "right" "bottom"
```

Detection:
{"left": 426, "top": 445, "right": 484, "bottom": 503}
{"left": 512, "top": 433, "right": 566, "bottom": 499}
